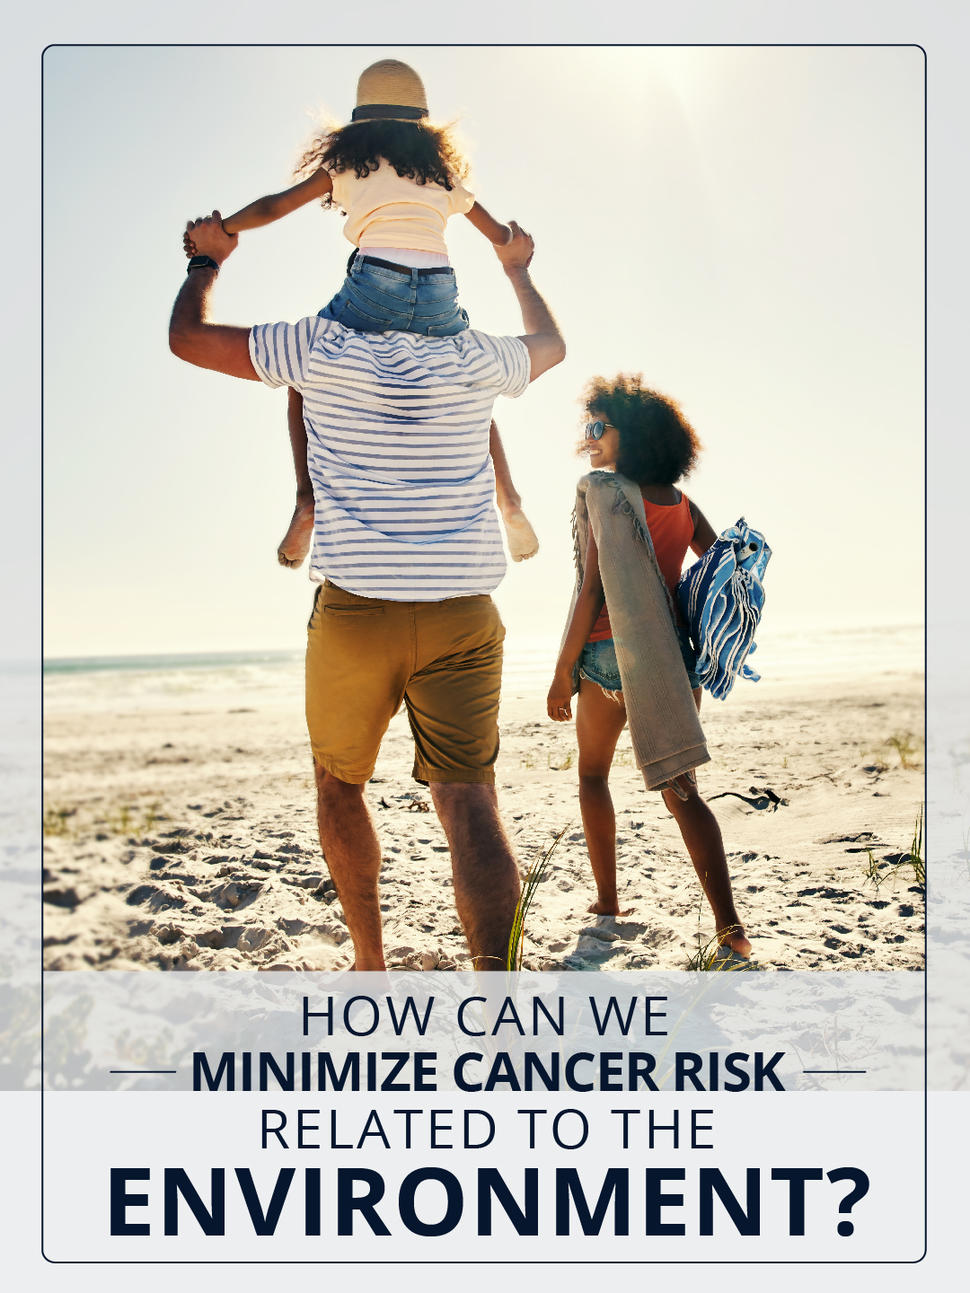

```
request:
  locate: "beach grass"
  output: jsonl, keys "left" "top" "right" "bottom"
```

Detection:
{"left": 101, "top": 801, "right": 162, "bottom": 837}
{"left": 864, "top": 804, "right": 924, "bottom": 890}
{"left": 886, "top": 730, "right": 920, "bottom": 769}
{"left": 43, "top": 805, "right": 75, "bottom": 837}
{"left": 44, "top": 798, "right": 162, "bottom": 841}
{"left": 909, "top": 805, "right": 925, "bottom": 886}
{"left": 686, "top": 932, "right": 756, "bottom": 972}
{"left": 506, "top": 826, "right": 569, "bottom": 971}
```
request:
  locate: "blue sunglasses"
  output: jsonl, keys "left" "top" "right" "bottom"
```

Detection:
{"left": 585, "top": 420, "right": 612, "bottom": 440}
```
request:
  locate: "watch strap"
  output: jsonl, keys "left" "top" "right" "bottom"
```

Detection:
{"left": 186, "top": 255, "right": 220, "bottom": 273}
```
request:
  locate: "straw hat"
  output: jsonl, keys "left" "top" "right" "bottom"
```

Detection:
{"left": 351, "top": 59, "right": 429, "bottom": 122}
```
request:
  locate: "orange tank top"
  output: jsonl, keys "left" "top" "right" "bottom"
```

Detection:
{"left": 588, "top": 491, "right": 694, "bottom": 643}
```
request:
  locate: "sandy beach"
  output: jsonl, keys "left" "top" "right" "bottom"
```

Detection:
{"left": 41, "top": 628, "right": 924, "bottom": 975}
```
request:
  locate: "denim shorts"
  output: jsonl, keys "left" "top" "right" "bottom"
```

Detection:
{"left": 579, "top": 627, "right": 701, "bottom": 694}
{"left": 319, "top": 254, "right": 469, "bottom": 336}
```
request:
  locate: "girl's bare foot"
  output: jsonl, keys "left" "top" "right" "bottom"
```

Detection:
{"left": 588, "top": 899, "right": 633, "bottom": 917}
{"left": 717, "top": 925, "right": 752, "bottom": 958}
{"left": 277, "top": 498, "right": 314, "bottom": 568}
{"left": 501, "top": 508, "right": 539, "bottom": 562}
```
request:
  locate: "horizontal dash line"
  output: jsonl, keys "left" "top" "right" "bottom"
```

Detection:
{"left": 109, "top": 1069, "right": 178, "bottom": 1075}
{"left": 801, "top": 1069, "right": 868, "bottom": 1074}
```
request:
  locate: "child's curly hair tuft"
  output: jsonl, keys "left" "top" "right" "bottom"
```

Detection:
{"left": 296, "top": 118, "right": 470, "bottom": 197}
{"left": 582, "top": 373, "right": 702, "bottom": 486}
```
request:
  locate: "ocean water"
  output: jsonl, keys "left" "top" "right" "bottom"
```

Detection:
{"left": 43, "top": 649, "right": 306, "bottom": 714}
{"left": 42, "top": 622, "right": 923, "bottom": 714}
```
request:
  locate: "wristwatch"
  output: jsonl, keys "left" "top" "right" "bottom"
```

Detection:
{"left": 186, "top": 255, "right": 220, "bottom": 273}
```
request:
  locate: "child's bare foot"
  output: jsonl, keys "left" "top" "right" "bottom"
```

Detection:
{"left": 502, "top": 508, "right": 539, "bottom": 562}
{"left": 588, "top": 899, "right": 633, "bottom": 917}
{"left": 717, "top": 925, "right": 752, "bottom": 959}
{"left": 277, "top": 499, "right": 314, "bottom": 569}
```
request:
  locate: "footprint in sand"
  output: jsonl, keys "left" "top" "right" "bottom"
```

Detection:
{"left": 623, "top": 951, "right": 661, "bottom": 969}
{"left": 236, "top": 928, "right": 278, "bottom": 954}
{"left": 278, "top": 917, "right": 314, "bottom": 936}
{"left": 797, "top": 884, "right": 852, "bottom": 901}
{"left": 579, "top": 924, "right": 621, "bottom": 943}
{"left": 195, "top": 928, "right": 228, "bottom": 949}
{"left": 153, "top": 923, "right": 184, "bottom": 946}
{"left": 208, "top": 880, "right": 264, "bottom": 910}
{"left": 607, "top": 919, "right": 649, "bottom": 941}
{"left": 814, "top": 830, "right": 877, "bottom": 846}
{"left": 311, "top": 919, "right": 350, "bottom": 947}
{"left": 125, "top": 882, "right": 187, "bottom": 913}
{"left": 569, "top": 932, "right": 629, "bottom": 966}
{"left": 148, "top": 838, "right": 194, "bottom": 855}
{"left": 148, "top": 862, "right": 197, "bottom": 885}
{"left": 43, "top": 885, "right": 83, "bottom": 909}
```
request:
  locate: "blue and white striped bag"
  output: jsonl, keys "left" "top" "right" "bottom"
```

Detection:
{"left": 676, "top": 517, "right": 771, "bottom": 700}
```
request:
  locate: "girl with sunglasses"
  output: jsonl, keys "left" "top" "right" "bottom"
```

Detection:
{"left": 547, "top": 374, "right": 750, "bottom": 960}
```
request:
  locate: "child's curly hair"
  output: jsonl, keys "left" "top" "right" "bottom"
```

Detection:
{"left": 296, "top": 119, "right": 470, "bottom": 197}
{"left": 582, "top": 373, "right": 702, "bottom": 486}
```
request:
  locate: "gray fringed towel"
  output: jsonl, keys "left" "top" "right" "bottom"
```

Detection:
{"left": 560, "top": 471, "right": 710, "bottom": 791}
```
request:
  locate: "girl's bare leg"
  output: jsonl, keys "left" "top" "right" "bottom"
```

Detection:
{"left": 575, "top": 677, "right": 631, "bottom": 915}
{"left": 662, "top": 688, "right": 751, "bottom": 956}
{"left": 277, "top": 388, "right": 315, "bottom": 568}
{"left": 488, "top": 419, "right": 539, "bottom": 561}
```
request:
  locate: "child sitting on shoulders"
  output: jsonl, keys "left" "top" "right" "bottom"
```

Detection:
{"left": 186, "top": 58, "right": 539, "bottom": 569}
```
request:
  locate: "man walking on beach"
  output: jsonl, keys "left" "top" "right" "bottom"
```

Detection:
{"left": 169, "top": 213, "right": 565, "bottom": 971}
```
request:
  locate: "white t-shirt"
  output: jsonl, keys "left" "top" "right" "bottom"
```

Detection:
{"left": 249, "top": 317, "right": 531, "bottom": 600}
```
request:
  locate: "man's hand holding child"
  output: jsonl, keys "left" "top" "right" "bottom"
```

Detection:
{"left": 493, "top": 219, "right": 535, "bottom": 273}
{"left": 182, "top": 210, "right": 238, "bottom": 265}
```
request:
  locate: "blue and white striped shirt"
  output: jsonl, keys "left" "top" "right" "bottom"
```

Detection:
{"left": 249, "top": 317, "right": 531, "bottom": 600}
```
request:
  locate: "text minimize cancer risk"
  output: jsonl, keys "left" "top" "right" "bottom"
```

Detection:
{"left": 191, "top": 1048, "right": 786, "bottom": 1093}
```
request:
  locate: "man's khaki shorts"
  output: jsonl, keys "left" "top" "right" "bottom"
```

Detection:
{"left": 305, "top": 581, "right": 505, "bottom": 785}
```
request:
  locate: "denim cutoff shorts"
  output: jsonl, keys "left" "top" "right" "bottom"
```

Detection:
{"left": 579, "top": 627, "right": 701, "bottom": 694}
{"left": 319, "top": 254, "right": 469, "bottom": 336}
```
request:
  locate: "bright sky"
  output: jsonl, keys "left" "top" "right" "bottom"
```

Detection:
{"left": 42, "top": 44, "right": 924, "bottom": 658}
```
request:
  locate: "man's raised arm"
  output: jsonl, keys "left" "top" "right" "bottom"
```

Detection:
{"left": 493, "top": 220, "right": 566, "bottom": 382}
{"left": 168, "top": 211, "right": 258, "bottom": 380}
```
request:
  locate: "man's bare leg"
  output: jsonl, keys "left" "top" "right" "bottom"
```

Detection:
{"left": 488, "top": 420, "right": 539, "bottom": 562}
{"left": 314, "top": 762, "right": 386, "bottom": 970}
{"left": 278, "top": 388, "right": 315, "bottom": 569}
{"left": 429, "top": 781, "right": 521, "bottom": 969}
